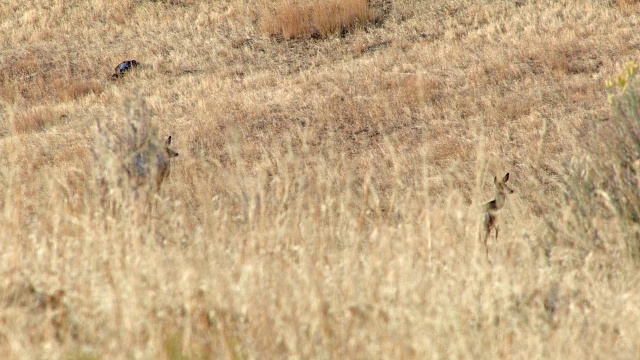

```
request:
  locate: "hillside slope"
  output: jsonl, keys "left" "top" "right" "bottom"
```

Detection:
{"left": 1, "top": 0, "right": 639, "bottom": 358}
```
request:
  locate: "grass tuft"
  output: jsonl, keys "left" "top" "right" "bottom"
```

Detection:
{"left": 55, "top": 79, "right": 103, "bottom": 101}
{"left": 11, "top": 107, "right": 64, "bottom": 134}
{"left": 261, "top": 0, "right": 378, "bottom": 40}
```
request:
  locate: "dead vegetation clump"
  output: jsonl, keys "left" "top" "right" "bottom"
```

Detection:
{"left": 10, "top": 107, "right": 65, "bottom": 134}
{"left": 261, "top": 0, "right": 379, "bottom": 40}
{"left": 0, "top": 50, "right": 103, "bottom": 105}
{"left": 616, "top": 0, "right": 639, "bottom": 8}
{"left": 54, "top": 79, "right": 103, "bottom": 101}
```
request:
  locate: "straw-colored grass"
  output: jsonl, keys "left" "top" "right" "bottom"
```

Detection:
{"left": 1, "top": 0, "right": 640, "bottom": 358}
{"left": 261, "top": 0, "right": 379, "bottom": 40}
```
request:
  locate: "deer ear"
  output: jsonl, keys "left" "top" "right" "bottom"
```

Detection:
{"left": 503, "top": 173, "right": 510, "bottom": 182}
{"left": 166, "top": 136, "right": 172, "bottom": 146}
{"left": 494, "top": 176, "right": 498, "bottom": 184}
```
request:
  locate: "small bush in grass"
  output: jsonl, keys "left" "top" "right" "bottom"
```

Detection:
{"left": 261, "top": 0, "right": 378, "bottom": 40}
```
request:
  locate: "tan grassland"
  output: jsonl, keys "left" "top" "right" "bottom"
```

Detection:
{"left": 2, "top": 0, "right": 640, "bottom": 358}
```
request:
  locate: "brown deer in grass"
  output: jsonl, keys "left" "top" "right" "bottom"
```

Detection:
{"left": 481, "top": 173, "right": 514, "bottom": 259}
{"left": 155, "top": 135, "right": 179, "bottom": 188}
{"left": 130, "top": 136, "right": 179, "bottom": 190}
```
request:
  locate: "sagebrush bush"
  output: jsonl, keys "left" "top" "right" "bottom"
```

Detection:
{"left": 602, "top": 62, "right": 640, "bottom": 218}
{"left": 558, "top": 62, "right": 640, "bottom": 263}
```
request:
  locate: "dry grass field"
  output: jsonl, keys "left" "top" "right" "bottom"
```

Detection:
{"left": 2, "top": 0, "right": 640, "bottom": 358}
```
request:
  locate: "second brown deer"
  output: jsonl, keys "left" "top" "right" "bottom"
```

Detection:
{"left": 481, "top": 173, "right": 514, "bottom": 259}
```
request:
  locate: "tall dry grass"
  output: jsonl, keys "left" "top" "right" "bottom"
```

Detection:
{"left": 1, "top": 0, "right": 640, "bottom": 358}
{"left": 261, "top": 0, "right": 379, "bottom": 40}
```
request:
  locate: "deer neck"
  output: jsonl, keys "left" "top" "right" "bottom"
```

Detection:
{"left": 494, "top": 190, "right": 506, "bottom": 210}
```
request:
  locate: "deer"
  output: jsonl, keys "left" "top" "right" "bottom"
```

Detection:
{"left": 155, "top": 135, "right": 179, "bottom": 188}
{"left": 130, "top": 135, "right": 179, "bottom": 190}
{"left": 481, "top": 173, "right": 514, "bottom": 260}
